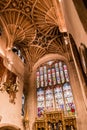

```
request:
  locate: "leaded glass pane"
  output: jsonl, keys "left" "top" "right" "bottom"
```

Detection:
{"left": 44, "top": 66, "right": 47, "bottom": 87}
{"left": 40, "top": 67, "right": 44, "bottom": 87}
{"left": 36, "top": 60, "right": 76, "bottom": 117}
{"left": 40, "top": 75, "right": 44, "bottom": 87}
{"left": 44, "top": 66, "right": 47, "bottom": 74}
{"left": 37, "top": 88, "right": 45, "bottom": 117}
{"left": 36, "top": 71, "right": 40, "bottom": 88}
{"left": 55, "top": 63, "right": 61, "bottom": 84}
{"left": 52, "top": 68, "right": 56, "bottom": 85}
{"left": 54, "top": 86, "right": 64, "bottom": 109}
{"left": 40, "top": 67, "right": 43, "bottom": 75}
{"left": 63, "top": 64, "right": 69, "bottom": 82}
{"left": 59, "top": 61, "right": 65, "bottom": 83}
{"left": 47, "top": 61, "right": 54, "bottom": 65}
{"left": 64, "top": 89, "right": 72, "bottom": 97}
{"left": 22, "top": 94, "right": 25, "bottom": 116}
{"left": 45, "top": 88, "right": 54, "bottom": 110}
{"left": 63, "top": 83, "right": 75, "bottom": 115}
{"left": 48, "top": 69, "right": 52, "bottom": 86}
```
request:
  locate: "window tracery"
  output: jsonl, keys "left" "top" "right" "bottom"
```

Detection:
{"left": 36, "top": 60, "right": 76, "bottom": 117}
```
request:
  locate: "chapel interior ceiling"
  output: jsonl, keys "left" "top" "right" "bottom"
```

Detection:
{"left": 0, "top": 0, "right": 72, "bottom": 66}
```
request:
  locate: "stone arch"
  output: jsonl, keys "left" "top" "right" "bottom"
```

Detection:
{"left": 33, "top": 53, "right": 68, "bottom": 71}
{"left": 0, "top": 123, "right": 21, "bottom": 130}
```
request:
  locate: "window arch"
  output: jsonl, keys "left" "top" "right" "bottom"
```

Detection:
{"left": 36, "top": 60, "right": 76, "bottom": 117}
{"left": 22, "top": 94, "right": 25, "bottom": 116}
{"left": 12, "top": 46, "right": 25, "bottom": 63}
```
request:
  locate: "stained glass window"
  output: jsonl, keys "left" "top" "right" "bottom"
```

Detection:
{"left": 52, "top": 68, "right": 56, "bottom": 85}
{"left": 54, "top": 86, "right": 64, "bottom": 110}
{"left": 55, "top": 63, "right": 61, "bottom": 84}
{"left": 59, "top": 61, "right": 65, "bottom": 83}
{"left": 45, "top": 87, "right": 54, "bottom": 110}
{"left": 63, "top": 83, "right": 75, "bottom": 115}
{"left": 48, "top": 69, "right": 52, "bottom": 86}
{"left": 22, "top": 94, "right": 25, "bottom": 116}
{"left": 36, "top": 60, "right": 76, "bottom": 117}
{"left": 12, "top": 46, "right": 25, "bottom": 63}
{"left": 37, "top": 88, "right": 45, "bottom": 117}
{"left": 63, "top": 64, "right": 69, "bottom": 82}
{"left": 40, "top": 67, "right": 44, "bottom": 87}
{"left": 36, "top": 71, "right": 40, "bottom": 88}
{"left": 44, "top": 66, "right": 47, "bottom": 87}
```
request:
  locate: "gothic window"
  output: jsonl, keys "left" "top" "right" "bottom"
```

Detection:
{"left": 45, "top": 87, "right": 54, "bottom": 110}
{"left": 36, "top": 60, "right": 76, "bottom": 117}
{"left": 54, "top": 85, "right": 64, "bottom": 110}
{"left": 12, "top": 46, "right": 25, "bottom": 63}
{"left": 22, "top": 94, "right": 25, "bottom": 116}
{"left": 37, "top": 88, "right": 45, "bottom": 117}
{"left": 63, "top": 83, "right": 75, "bottom": 115}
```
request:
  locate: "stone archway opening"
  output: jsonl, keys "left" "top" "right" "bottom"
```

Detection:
{"left": 0, "top": 124, "right": 21, "bottom": 130}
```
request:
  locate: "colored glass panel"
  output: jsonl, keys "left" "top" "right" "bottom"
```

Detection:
{"left": 22, "top": 94, "right": 25, "bottom": 116}
{"left": 63, "top": 64, "right": 69, "bottom": 82}
{"left": 40, "top": 75, "right": 44, "bottom": 87}
{"left": 64, "top": 89, "right": 72, "bottom": 98}
{"left": 37, "top": 88, "right": 45, "bottom": 117}
{"left": 40, "top": 67, "right": 44, "bottom": 87}
{"left": 44, "top": 66, "right": 47, "bottom": 74}
{"left": 54, "top": 86, "right": 64, "bottom": 109}
{"left": 59, "top": 61, "right": 65, "bottom": 83}
{"left": 44, "top": 66, "right": 47, "bottom": 87}
{"left": 45, "top": 88, "right": 54, "bottom": 110}
{"left": 63, "top": 83, "right": 75, "bottom": 115}
{"left": 36, "top": 60, "right": 76, "bottom": 117}
{"left": 52, "top": 68, "right": 56, "bottom": 85}
{"left": 48, "top": 69, "right": 52, "bottom": 86}
{"left": 40, "top": 67, "right": 43, "bottom": 75}
{"left": 36, "top": 71, "right": 40, "bottom": 88}
{"left": 55, "top": 63, "right": 61, "bottom": 84}
{"left": 47, "top": 61, "right": 54, "bottom": 65}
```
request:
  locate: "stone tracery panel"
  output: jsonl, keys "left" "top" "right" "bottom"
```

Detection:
{"left": 36, "top": 60, "right": 76, "bottom": 117}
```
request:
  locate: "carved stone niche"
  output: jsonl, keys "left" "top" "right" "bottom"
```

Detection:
{"left": 0, "top": 57, "right": 19, "bottom": 104}
{"left": 35, "top": 110, "right": 77, "bottom": 130}
{"left": 64, "top": 116, "right": 77, "bottom": 130}
{"left": 35, "top": 110, "right": 64, "bottom": 130}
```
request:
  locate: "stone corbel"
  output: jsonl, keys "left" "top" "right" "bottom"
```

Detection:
{"left": 0, "top": 80, "right": 19, "bottom": 104}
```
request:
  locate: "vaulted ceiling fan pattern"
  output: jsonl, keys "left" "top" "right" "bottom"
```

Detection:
{"left": 0, "top": 0, "right": 70, "bottom": 66}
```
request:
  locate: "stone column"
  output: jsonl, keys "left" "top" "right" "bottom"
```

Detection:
{"left": 26, "top": 71, "right": 37, "bottom": 130}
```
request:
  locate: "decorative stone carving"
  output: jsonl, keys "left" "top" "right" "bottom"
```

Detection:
{"left": 0, "top": 79, "right": 19, "bottom": 104}
{"left": 0, "top": 70, "right": 19, "bottom": 104}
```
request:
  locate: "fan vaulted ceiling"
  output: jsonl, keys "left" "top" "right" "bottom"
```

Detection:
{"left": 0, "top": 0, "right": 71, "bottom": 66}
